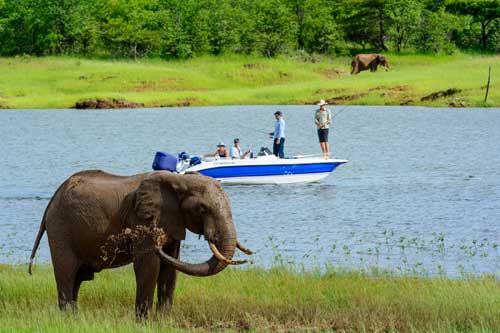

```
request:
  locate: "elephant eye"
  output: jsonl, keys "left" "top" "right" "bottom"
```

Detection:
{"left": 199, "top": 204, "right": 207, "bottom": 215}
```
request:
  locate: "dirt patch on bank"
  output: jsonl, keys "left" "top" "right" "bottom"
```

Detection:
{"left": 421, "top": 88, "right": 461, "bottom": 101}
{"left": 311, "top": 85, "right": 410, "bottom": 105}
{"left": 160, "top": 97, "right": 198, "bottom": 107}
{"left": 243, "top": 63, "right": 265, "bottom": 70}
{"left": 133, "top": 81, "right": 156, "bottom": 92}
{"left": 132, "top": 78, "right": 185, "bottom": 92}
{"left": 319, "top": 68, "right": 348, "bottom": 79}
{"left": 309, "top": 92, "right": 368, "bottom": 105}
{"left": 315, "top": 88, "right": 345, "bottom": 95}
{"left": 75, "top": 98, "right": 144, "bottom": 109}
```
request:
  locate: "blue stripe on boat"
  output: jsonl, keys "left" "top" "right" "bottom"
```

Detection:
{"left": 197, "top": 162, "right": 345, "bottom": 179}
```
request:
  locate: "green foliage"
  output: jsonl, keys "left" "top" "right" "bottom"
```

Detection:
{"left": 337, "top": 0, "right": 385, "bottom": 50}
{"left": 415, "top": 8, "right": 459, "bottom": 53}
{"left": 0, "top": 0, "right": 499, "bottom": 57}
{"left": 252, "top": 0, "right": 298, "bottom": 57}
{"left": 386, "top": 0, "right": 424, "bottom": 52}
{"left": 446, "top": 0, "right": 500, "bottom": 50}
{"left": 296, "top": 0, "right": 343, "bottom": 54}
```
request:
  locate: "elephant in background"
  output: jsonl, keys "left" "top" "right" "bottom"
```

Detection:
{"left": 29, "top": 170, "right": 252, "bottom": 319}
{"left": 351, "top": 54, "right": 390, "bottom": 75}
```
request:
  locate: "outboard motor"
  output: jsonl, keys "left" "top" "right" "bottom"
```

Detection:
{"left": 258, "top": 147, "right": 273, "bottom": 156}
{"left": 178, "top": 152, "right": 190, "bottom": 161}
{"left": 152, "top": 151, "right": 178, "bottom": 171}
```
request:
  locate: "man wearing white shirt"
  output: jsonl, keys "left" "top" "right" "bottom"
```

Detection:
{"left": 230, "top": 138, "right": 250, "bottom": 159}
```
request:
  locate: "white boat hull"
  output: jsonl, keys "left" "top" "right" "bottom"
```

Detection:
{"left": 216, "top": 172, "right": 332, "bottom": 185}
{"left": 184, "top": 155, "right": 347, "bottom": 185}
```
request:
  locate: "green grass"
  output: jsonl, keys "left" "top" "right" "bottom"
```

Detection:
{"left": 0, "top": 54, "right": 498, "bottom": 109}
{"left": 1, "top": 264, "right": 499, "bottom": 332}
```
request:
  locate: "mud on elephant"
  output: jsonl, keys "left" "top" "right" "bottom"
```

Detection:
{"left": 28, "top": 170, "right": 252, "bottom": 319}
{"left": 351, "top": 54, "right": 390, "bottom": 75}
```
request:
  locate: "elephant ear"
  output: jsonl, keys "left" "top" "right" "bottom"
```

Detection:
{"left": 134, "top": 172, "right": 188, "bottom": 241}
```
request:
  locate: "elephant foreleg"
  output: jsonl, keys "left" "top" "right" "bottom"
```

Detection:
{"left": 133, "top": 249, "right": 161, "bottom": 319}
{"left": 352, "top": 62, "right": 360, "bottom": 75}
{"left": 157, "top": 240, "right": 180, "bottom": 313}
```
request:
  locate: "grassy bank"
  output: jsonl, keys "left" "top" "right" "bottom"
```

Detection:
{"left": 1, "top": 265, "right": 499, "bottom": 332}
{"left": 0, "top": 54, "right": 498, "bottom": 109}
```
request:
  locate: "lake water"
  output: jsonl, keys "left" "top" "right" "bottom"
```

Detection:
{"left": 1, "top": 106, "right": 499, "bottom": 278}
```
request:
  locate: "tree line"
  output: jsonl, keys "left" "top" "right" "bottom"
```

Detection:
{"left": 0, "top": 0, "right": 499, "bottom": 59}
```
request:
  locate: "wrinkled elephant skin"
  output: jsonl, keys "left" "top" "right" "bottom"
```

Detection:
{"left": 351, "top": 54, "right": 390, "bottom": 75}
{"left": 28, "top": 170, "right": 251, "bottom": 319}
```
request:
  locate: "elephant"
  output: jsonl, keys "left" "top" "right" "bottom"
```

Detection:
{"left": 351, "top": 54, "right": 390, "bottom": 75}
{"left": 28, "top": 170, "right": 252, "bottom": 319}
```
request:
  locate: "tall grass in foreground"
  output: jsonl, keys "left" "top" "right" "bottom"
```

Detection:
{"left": 0, "top": 54, "right": 499, "bottom": 109}
{"left": 1, "top": 265, "right": 499, "bottom": 332}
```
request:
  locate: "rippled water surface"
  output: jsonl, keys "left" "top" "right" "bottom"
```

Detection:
{"left": 1, "top": 106, "right": 499, "bottom": 277}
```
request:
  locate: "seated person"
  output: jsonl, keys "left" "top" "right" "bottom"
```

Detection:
{"left": 230, "top": 138, "right": 250, "bottom": 159}
{"left": 204, "top": 142, "right": 229, "bottom": 158}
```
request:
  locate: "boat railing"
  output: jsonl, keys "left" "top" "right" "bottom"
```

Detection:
{"left": 289, "top": 153, "right": 330, "bottom": 159}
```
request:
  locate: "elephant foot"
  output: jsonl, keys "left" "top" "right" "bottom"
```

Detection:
{"left": 58, "top": 300, "right": 77, "bottom": 312}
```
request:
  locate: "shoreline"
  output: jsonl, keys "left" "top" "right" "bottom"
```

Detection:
{"left": 0, "top": 54, "right": 499, "bottom": 109}
{"left": 2, "top": 104, "right": 500, "bottom": 112}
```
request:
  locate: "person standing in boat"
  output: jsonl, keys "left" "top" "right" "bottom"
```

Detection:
{"left": 315, "top": 100, "right": 331, "bottom": 159}
{"left": 230, "top": 138, "right": 250, "bottom": 159}
{"left": 269, "top": 111, "right": 285, "bottom": 158}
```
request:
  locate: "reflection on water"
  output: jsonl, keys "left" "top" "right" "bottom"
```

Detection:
{"left": 1, "top": 106, "right": 500, "bottom": 277}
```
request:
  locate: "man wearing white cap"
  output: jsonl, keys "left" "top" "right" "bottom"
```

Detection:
{"left": 315, "top": 100, "right": 332, "bottom": 159}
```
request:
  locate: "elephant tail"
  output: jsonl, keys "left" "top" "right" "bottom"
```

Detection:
{"left": 28, "top": 179, "right": 68, "bottom": 275}
{"left": 28, "top": 218, "right": 46, "bottom": 275}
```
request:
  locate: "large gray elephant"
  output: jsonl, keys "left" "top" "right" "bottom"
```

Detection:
{"left": 28, "top": 170, "right": 252, "bottom": 319}
{"left": 351, "top": 54, "right": 390, "bottom": 75}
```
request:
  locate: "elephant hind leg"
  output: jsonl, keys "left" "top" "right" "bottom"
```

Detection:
{"left": 48, "top": 235, "right": 80, "bottom": 310}
{"left": 52, "top": 252, "right": 79, "bottom": 311}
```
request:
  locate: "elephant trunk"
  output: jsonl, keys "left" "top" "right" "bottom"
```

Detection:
{"left": 155, "top": 236, "right": 237, "bottom": 277}
{"left": 155, "top": 208, "right": 240, "bottom": 276}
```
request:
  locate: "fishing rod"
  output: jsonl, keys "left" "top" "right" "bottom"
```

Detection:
{"left": 234, "top": 105, "right": 350, "bottom": 137}
{"left": 238, "top": 123, "right": 270, "bottom": 136}
{"left": 331, "top": 105, "right": 349, "bottom": 119}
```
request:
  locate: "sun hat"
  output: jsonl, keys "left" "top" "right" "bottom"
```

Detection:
{"left": 317, "top": 100, "right": 328, "bottom": 106}
{"left": 217, "top": 142, "right": 226, "bottom": 147}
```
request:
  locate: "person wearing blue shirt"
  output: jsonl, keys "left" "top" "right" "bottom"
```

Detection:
{"left": 268, "top": 111, "right": 285, "bottom": 158}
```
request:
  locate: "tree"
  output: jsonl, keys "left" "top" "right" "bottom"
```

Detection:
{"left": 338, "top": 0, "right": 390, "bottom": 51}
{"left": 99, "top": 0, "right": 164, "bottom": 58}
{"left": 204, "top": 0, "right": 241, "bottom": 54}
{"left": 159, "top": 0, "right": 212, "bottom": 59}
{"left": 447, "top": 0, "right": 500, "bottom": 50}
{"left": 414, "top": 8, "right": 458, "bottom": 53}
{"left": 386, "top": 0, "right": 423, "bottom": 51}
{"left": 284, "top": 0, "right": 342, "bottom": 54}
{"left": 252, "top": 0, "right": 298, "bottom": 57}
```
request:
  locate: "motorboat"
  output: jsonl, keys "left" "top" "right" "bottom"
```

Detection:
{"left": 152, "top": 148, "right": 347, "bottom": 185}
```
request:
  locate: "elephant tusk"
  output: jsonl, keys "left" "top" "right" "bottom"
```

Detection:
{"left": 208, "top": 242, "right": 247, "bottom": 265}
{"left": 236, "top": 241, "right": 254, "bottom": 255}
